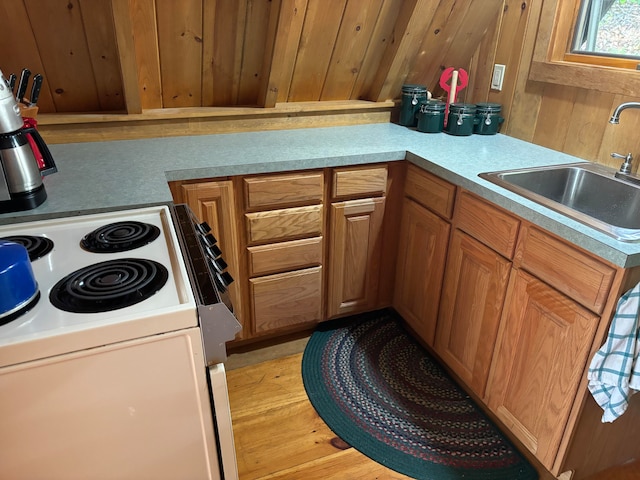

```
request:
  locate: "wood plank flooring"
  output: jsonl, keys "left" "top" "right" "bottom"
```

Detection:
{"left": 227, "top": 352, "right": 412, "bottom": 479}
{"left": 226, "top": 351, "right": 640, "bottom": 480}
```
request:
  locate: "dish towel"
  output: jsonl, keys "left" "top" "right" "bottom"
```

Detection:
{"left": 588, "top": 282, "right": 640, "bottom": 423}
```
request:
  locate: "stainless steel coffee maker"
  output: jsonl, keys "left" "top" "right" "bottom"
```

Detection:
{"left": 0, "top": 68, "right": 56, "bottom": 214}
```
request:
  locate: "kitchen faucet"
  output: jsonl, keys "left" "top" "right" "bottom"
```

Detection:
{"left": 609, "top": 102, "right": 639, "bottom": 180}
{"left": 609, "top": 101, "right": 640, "bottom": 124}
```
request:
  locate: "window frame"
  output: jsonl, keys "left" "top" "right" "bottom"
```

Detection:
{"left": 529, "top": 0, "right": 640, "bottom": 97}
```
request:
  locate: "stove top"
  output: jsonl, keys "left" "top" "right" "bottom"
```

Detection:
{"left": 0, "top": 206, "right": 196, "bottom": 368}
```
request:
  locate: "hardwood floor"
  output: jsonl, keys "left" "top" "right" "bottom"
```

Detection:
{"left": 227, "top": 352, "right": 412, "bottom": 479}
{"left": 226, "top": 351, "right": 640, "bottom": 480}
{"left": 584, "top": 462, "right": 640, "bottom": 480}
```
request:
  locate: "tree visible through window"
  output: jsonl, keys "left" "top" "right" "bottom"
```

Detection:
{"left": 572, "top": 0, "right": 640, "bottom": 59}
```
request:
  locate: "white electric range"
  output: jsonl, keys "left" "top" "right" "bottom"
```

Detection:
{"left": 0, "top": 205, "right": 241, "bottom": 480}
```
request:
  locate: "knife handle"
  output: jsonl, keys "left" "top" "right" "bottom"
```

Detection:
{"left": 16, "top": 68, "right": 30, "bottom": 104}
{"left": 29, "top": 74, "right": 43, "bottom": 106}
{"left": 7, "top": 73, "right": 16, "bottom": 93}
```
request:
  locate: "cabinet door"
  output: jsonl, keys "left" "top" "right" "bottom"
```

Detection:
{"left": 393, "top": 198, "right": 450, "bottom": 347}
{"left": 486, "top": 269, "right": 599, "bottom": 470}
{"left": 180, "top": 181, "right": 245, "bottom": 339}
{"left": 435, "top": 229, "right": 511, "bottom": 398}
{"left": 328, "top": 197, "right": 385, "bottom": 318}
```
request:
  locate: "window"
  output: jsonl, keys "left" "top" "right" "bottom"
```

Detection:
{"left": 529, "top": 0, "right": 640, "bottom": 96}
{"left": 572, "top": 0, "right": 640, "bottom": 59}
{"left": 565, "top": 0, "right": 640, "bottom": 69}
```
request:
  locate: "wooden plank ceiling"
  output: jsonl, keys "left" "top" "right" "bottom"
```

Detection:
{"left": 0, "top": 0, "right": 503, "bottom": 114}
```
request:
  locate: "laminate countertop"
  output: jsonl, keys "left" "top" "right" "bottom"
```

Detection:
{"left": 1, "top": 122, "right": 638, "bottom": 267}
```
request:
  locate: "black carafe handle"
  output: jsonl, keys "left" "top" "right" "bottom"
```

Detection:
{"left": 22, "top": 126, "right": 57, "bottom": 176}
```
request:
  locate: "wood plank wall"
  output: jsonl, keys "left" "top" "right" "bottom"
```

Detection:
{"left": 494, "top": 0, "right": 640, "bottom": 170}
{"left": 0, "top": 0, "right": 501, "bottom": 112}
{"left": 0, "top": 0, "right": 638, "bottom": 168}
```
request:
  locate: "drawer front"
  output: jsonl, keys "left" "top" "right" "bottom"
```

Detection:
{"left": 405, "top": 164, "right": 456, "bottom": 219}
{"left": 245, "top": 204, "right": 323, "bottom": 244}
{"left": 243, "top": 171, "right": 324, "bottom": 209}
{"left": 332, "top": 165, "right": 388, "bottom": 198}
{"left": 251, "top": 267, "right": 323, "bottom": 333}
{"left": 454, "top": 191, "right": 520, "bottom": 259}
{"left": 515, "top": 224, "right": 616, "bottom": 313}
{"left": 248, "top": 237, "right": 323, "bottom": 277}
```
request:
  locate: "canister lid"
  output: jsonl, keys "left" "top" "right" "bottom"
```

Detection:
{"left": 475, "top": 102, "right": 502, "bottom": 113}
{"left": 402, "top": 84, "right": 427, "bottom": 94}
{"left": 420, "top": 99, "right": 446, "bottom": 110}
{"left": 449, "top": 103, "right": 477, "bottom": 113}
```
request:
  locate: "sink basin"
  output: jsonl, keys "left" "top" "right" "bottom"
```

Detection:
{"left": 479, "top": 162, "right": 640, "bottom": 242}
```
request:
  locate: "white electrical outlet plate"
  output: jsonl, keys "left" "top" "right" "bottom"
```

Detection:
{"left": 491, "top": 64, "right": 505, "bottom": 91}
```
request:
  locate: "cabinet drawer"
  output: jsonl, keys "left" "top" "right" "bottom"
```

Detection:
{"left": 250, "top": 267, "right": 323, "bottom": 333}
{"left": 454, "top": 191, "right": 519, "bottom": 259}
{"left": 245, "top": 204, "right": 323, "bottom": 244}
{"left": 248, "top": 237, "right": 323, "bottom": 277}
{"left": 515, "top": 224, "right": 615, "bottom": 313}
{"left": 243, "top": 171, "right": 324, "bottom": 209}
{"left": 332, "top": 165, "right": 388, "bottom": 198}
{"left": 405, "top": 164, "right": 456, "bottom": 219}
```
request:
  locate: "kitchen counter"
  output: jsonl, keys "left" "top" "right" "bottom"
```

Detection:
{"left": 1, "top": 122, "right": 638, "bottom": 267}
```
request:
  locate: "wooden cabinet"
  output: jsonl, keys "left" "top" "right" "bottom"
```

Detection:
{"left": 394, "top": 164, "right": 455, "bottom": 346}
{"left": 393, "top": 198, "right": 449, "bottom": 347}
{"left": 483, "top": 222, "right": 617, "bottom": 473}
{"left": 434, "top": 192, "right": 518, "bottom": 398}
{"left": 242, "top": 171, "right": 326, "bottom": 336}
{"left": 486, "top": 268, "right": 600, "bottom": 471}
{"left": 175, "top": 164, "right": 395, "bottom": 340}
{"left": 174, "top": 180, "right": 245, "bottom": 339}
{"left": 327, "top": 197, "right": 385, "bottom": 318}
{"left": 435, "top": 229, "right": 511, "bottom": 397}
{"left": 326, "top": 164, "right": 393, "bottom": 319}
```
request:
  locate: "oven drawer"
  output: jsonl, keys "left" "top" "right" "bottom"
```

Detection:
{"left": 245, "top": 205, "right": 323, "bottom": 245}
{"left": 247, "top": 237, "right": 323, "bottom": 277}
{"left": 250, "top": 266, "right": 323, "bottom": 333}
{"left": 243, "top": 171, "right": 324, "bottom": 209}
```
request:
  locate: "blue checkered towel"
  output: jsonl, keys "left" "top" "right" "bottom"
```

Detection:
{"left": 588, "top": 282, "right": 640, "bottom": 423}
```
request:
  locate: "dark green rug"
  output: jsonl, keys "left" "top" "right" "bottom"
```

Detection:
{"left": 301, "top": 310, "right": 538, "bottom": 480}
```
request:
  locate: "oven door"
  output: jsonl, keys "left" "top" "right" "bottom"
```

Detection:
{"left": 0, "top": 328, "right": 223, "bottom": 480}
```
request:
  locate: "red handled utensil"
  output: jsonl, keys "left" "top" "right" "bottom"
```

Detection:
{"left": 439, "top": 67, "right": 468, "bottom": 126}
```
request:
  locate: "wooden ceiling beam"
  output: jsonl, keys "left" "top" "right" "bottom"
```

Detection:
{"left": 112, "top": 0, "right": 142, "bottom": 114}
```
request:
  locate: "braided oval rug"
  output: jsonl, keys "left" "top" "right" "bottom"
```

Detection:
{"left": 302, "top": 310, "right": 538, "bottom": 480}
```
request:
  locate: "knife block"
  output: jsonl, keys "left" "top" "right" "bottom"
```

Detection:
{"left": 19, "top": 103, "right": 38, "bottom": 119}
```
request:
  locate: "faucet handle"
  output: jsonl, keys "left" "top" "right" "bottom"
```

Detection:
{"left": 611, "top": 152, "right": 634, "bottom": 174}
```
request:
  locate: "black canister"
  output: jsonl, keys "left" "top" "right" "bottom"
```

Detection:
{"left": 474, "top": 102, "right": 504, "bottom": 135}
{"left": 444, "top": 103, "right": 477, "bottom": 136}
{"left": 399, "top": 84, "right": 428, "bottom": 127}
{"left": 416, "top": 100, "right": 446, "bottom": 133}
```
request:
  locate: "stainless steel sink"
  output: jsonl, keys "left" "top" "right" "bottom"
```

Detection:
{"left": 479, "top": 162, "right": 640, "bottom": 242}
